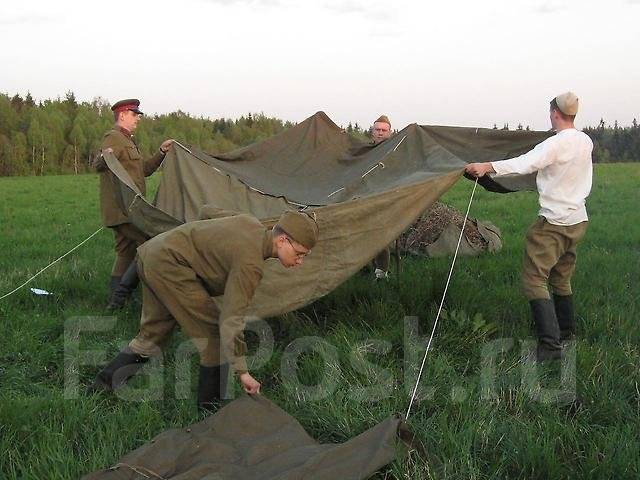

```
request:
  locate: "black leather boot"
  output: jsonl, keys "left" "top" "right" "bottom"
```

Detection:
{"left": 106, "top": 263, "right": 140, "bottom": 310}
{"left": 108, "top": 275, "right": 121, "bottom": 297}
{"left": 530, "top": 298, "right": 562, "bottom": 362}
{"left": 88, "top": 350, "right": 149, "bottom": 394}
{"left": 197, "top": 363, "right": 229, "bottom": 413}
{"left": 554, "top": 294, "right": 575, "bottom": 343}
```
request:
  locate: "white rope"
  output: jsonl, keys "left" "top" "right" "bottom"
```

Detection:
{"left": 405, "top": 178, "right": 479, "bottom": 420}
{"left": 172, "top": 140, "right": 192, "bottom": 154}
{"left": 0, "top": 226, "right": 105, "bottom": 301}
{"left": 391, "top": 134, "right": 407, "bottom": 153}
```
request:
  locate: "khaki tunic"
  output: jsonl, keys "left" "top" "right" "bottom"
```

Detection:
{"left": 129, "top": 214, "right": 273, "bottom": 374}
{"left": 93, "top": 126, "right": 164, "bottom": 275}
{"left": 95, "top": 126, "right": 165, "bottom": 227}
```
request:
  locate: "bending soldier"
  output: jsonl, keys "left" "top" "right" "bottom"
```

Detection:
{"left": 91, "top": 210, "right": 319, "bottom": 412}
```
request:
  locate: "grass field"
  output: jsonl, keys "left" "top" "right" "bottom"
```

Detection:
{"left": 1, "top": 163, "right": 639, "bottom": 479}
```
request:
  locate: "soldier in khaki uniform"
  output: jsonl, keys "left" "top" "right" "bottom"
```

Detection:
{"left": 371, "top": 115, "right": 393, "bottom": 280}
{"left": 91, "top": 210, "right": 319, "bottom": 412}
{"left": 465, "top": 92, "right": 592, "bottom": 362}
{"left": 92, "top": 99, "right": 173, "bottom": 309}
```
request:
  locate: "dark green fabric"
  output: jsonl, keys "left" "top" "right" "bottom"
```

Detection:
{"left": 82, "top": 395, "right": 409, "bottom": 480}
{"left": 93, "top": 113, "right": 551, "bottom": 478}
{"left": 103, "top": 111, "right": 549, "bottom": 319}
{"left": 105, "top": 151, "right": 461, "bottom": 319}
{"left": 203, "top": 112, "right": 550, "bottom": 205}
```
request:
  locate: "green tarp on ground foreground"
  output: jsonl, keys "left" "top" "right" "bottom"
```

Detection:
{"left": 83, "top": 395, "right": 417, "bottom": 480}
{"left": 107, "top": 111, "right": 549, "bottom": 319}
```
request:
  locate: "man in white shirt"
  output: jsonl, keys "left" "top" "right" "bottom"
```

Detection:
{"left": 465, "top": 92, "right": 593, "bottom": 362}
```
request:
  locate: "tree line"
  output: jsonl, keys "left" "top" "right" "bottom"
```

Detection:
{"left": 492, "top": 120, "right": 640, "bottom": 163}
{"left": 0, "top": 92, "right": 293, "bottom": 177}
{"left": 0, "top": 92, "right": 638, "bottom": 176}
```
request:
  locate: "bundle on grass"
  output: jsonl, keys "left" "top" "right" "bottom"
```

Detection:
{"left": 398, "top": 201, "right": 502, "bottom": 257}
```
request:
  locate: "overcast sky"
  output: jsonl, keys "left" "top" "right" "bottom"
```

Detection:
{"left": 1, "top": 0, "right": 638, "bottom": 131}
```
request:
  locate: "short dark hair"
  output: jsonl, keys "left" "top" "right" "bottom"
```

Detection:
{"left": 272, "top": 225, "right": 286, "bottom": 237}
{"left": 549, "top": 98, "right": 576, "bottom": 121}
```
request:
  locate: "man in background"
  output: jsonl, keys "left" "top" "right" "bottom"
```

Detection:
{"left": 92, "top": 99, "right": 173, "bottom": 310}
{"left": 370, "top": 114, "right": 393, "bottom": 281}
{"left": 371, "top": 114, "right": 392, "bottom": 145}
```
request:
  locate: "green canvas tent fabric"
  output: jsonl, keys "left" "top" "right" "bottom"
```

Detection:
{"left": 94, "top": 113, "right": 550, "bottom": 479}
{"left": 82, "top": 395, "right": 417, "bottom": 480}
{"left": 105, "top": 111, "right": 549, "bottom": 319}
{"left": 157, "top": 111, "right": 549, "bottom": 208}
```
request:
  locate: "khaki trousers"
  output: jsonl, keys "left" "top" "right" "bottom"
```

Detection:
{"left": 128, "top": 256, "right": 222, "bottom": 367}
{"left": 111, "top": 223, "right": 148, "bottom": 276}
{"left": 521, "top": 216, "right": 588, "bottom": 300}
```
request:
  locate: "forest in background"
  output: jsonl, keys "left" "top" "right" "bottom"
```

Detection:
{"left": 0, "top": 91, "right": 638, "bottom": 176}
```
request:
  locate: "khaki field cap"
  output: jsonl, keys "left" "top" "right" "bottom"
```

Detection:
{"left": 374, "top": 115, "right": 391, "bottom": 127}
{"left": 112, "top": 98, "right": 144, "bottom": 115}
{"left": 276, "top": 211, "right": 319, "bottom": 249}
{"left": 555, "top": 92, "right": 579, "bottom": 116}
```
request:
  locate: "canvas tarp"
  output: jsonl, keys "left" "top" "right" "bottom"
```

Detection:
{"left": 199, "top": 111, "right": 549, "bottom": 205}
{"left": 95, "top": 114, "right": 550, "bottom": 479}
{"left": 83, "top": 395, "right": 417, "bottom": 480}
{"left": 104, "top": 111, "right": 549, "bottom": 319}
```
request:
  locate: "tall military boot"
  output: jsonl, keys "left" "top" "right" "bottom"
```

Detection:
{"left": 197, "top": 363, "right": 229, "bottom": 414}
{"left": 530, "top": 298, "right": 562, "bottom": 362}
{"left": 108, "top": 275, "right": 121, "bottom": 300}
{"left": 554, "top": 294, "right": 575, "bottom": 344}
{"left": 106, "top": 262, "right": 140, "bottom": 310}
{"left": 88, "top": 349, "right": 149, "bottom": 394}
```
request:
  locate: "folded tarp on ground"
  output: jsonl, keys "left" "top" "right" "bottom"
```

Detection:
{"left": 82, "top": 395, "right": 413, "bottom": 480}
{"left": 104, "top": 111, "right": 549, "bottom": 319}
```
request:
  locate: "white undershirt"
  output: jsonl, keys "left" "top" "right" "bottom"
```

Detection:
{"left": 490, "top": 128, "right": 593, "bottom": 226}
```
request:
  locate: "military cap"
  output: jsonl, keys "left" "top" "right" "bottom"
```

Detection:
{"left": 555, "top": 92, "right": 579, "bottom": 116}
{"left": 276, "top": 211, "right": 319, "bottom": 250}
{"left": 374, "top": 115, "right": 391, "bottom": 127}
{"left": 112, "top": 98, "right": 144, "bottom": 115}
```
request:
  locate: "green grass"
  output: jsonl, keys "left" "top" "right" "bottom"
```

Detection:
{"left": 0, "top": 164, "right": 639, "bottom": 479}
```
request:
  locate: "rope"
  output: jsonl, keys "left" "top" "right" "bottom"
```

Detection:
{"left": 0, "top": 226, "right": 104, "bottom": 301}
{"left": 405, "top": 178, "right": 479, "bottom": 420}
{"left": 172, "top": 140, "right": 192, "bottom": 154}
